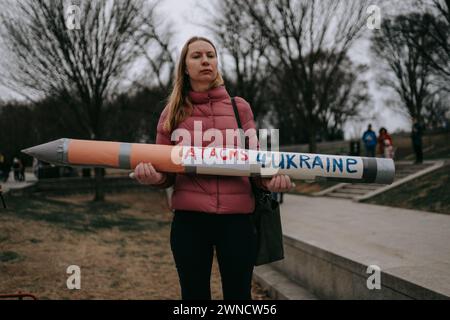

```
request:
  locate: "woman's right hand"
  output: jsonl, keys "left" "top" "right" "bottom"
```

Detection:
{"left": 132, "top": 162, "right": 166, "bottom": 185}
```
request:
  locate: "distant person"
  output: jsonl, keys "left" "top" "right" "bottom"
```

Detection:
{"left": 32, "top": 157, "right": 39, "bottom": 178}
{"left": 0, "top": 153, "right": 4, "bottom": 181}
{"left": 1, "top": 156, "right": 11, "bottom": 182}
{"left": 362, "top": 124, "right": 377, "bottom": 157}
{"left": 20, "top": 157, "right": 26, "bottom": 181}
{"left": 12, "top": 157, "right": 24, "bottom": 181}
{"left": 411, "top": 117, "right": 424, "bottom": 164}
{"left": 378, "top": 127, "right": 394, "bottom": 159}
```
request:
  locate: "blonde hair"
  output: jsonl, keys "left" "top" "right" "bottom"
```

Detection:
{"left": 163, "top": 36, "right": 224, "bottom": 132}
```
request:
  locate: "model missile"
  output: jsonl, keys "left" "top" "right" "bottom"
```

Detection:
{"left": 22, "top": 138, "right": 395, "bottom": 184}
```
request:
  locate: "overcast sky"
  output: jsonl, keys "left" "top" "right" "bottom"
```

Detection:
{"left": 157, "top": 0, "right": 412, "bottom": 138}
{"left": 0, "top": 0, "right": 412, "bottom": 139}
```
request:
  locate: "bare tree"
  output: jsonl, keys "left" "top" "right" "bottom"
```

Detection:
{"left": 415, "top": 0, "right": 450, "bottom": 89}
{"left": 132, "top": 6, "right": 176, "bottom": 93}
{"left": 0, "top": 0, "right": 166, "bottom": 201}
{"left": 228, "top": 0, "right": 371, "bottom": 152}
{"left": 271, "top": 51, "right": 370, "bottom": 144}
{"left": 200, "top": 0, "right": 272, "bottom": 125}
{"left": 0, "top": 102, "right": 35, "bottom": 164}
{"left": 422, "top": 92, "right": 450, "bottom": 130}
{"left": 314, "top": 53, "right": 370, "bottom": 141}
{"left": 372, "top": 13, "right": 441, "bottom": 123}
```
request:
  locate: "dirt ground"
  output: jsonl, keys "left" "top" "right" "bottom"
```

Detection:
{"left": 0, "top": 190, "right": 270, "bottom": 300}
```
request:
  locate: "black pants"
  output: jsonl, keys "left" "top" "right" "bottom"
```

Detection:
{"left": 365, "top": 146, "right": 375, "bottom": 157}
{"left": 170, "top": 210, "right": 258, "bottom": 300}
{"left": 413, "top": 142, "right": 423, "bottom": 163}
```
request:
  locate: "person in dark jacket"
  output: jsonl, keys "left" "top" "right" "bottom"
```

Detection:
{"left": 1, "top": 156, "right": 11, "bottom": 182}
{"left": 411, "top": 116, "right": 424, "bottom": 164}
{"left": 12, "top": 157, "right": 24, "bottom": 181}
{"left": 362, "top": 124, "right": 377, "bottom": 157}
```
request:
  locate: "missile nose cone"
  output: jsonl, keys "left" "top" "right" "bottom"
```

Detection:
{"left": 22, "top": 145, "right": 43, "bottom": 157}
{"left": 21, "top": 147, "right": 34, "bottom": 156}
{"left": 21, "top": 138, "right": 69, "bottom": 165}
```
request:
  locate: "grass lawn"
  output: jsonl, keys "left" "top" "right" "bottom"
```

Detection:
{"left": 425, "top": 144, "right": 450, "bottom": 160}
{"left": 363, "top": 163, "right": 450, "bottom": 215}
{"left": 0, "top": 190, "right": 270, "bottom": 300}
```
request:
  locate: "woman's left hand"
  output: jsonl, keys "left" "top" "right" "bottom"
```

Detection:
{"left": 261, "top": 174, "right": 295, "bottom": 193}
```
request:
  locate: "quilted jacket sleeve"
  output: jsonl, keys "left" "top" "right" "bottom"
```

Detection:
{"left": 152, "top": 106, "right": 176, "bottom": 189}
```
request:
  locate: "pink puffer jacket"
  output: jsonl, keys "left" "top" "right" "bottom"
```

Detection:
{"left": 154, "top": 85, "right": 262, "bottom": 214}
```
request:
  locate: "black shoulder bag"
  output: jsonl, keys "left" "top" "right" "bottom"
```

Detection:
{"left": 231, "top": 97, "right": 284, "bottom": 266}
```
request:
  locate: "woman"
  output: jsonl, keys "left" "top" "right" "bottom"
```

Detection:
{"left": 133, "top": 36, "right": 293, "bottom": 300}
{"left": 378, "top": 127, "right": 394, "bottom": 159}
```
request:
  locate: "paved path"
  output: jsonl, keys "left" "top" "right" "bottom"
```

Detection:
{"left": 1, "top": 172, "right": 37, "bottom": 192}
{"left": 280, "top": 194, "right": 450, "bottom": 297}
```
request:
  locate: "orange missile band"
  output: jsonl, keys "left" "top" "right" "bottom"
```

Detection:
{"left": 68, "top": 139, "right": 184, "bottom": 173}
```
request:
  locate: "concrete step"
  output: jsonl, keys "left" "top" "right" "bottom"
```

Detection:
{"left": 396, "top": 170, "right": 413, "bottom": 174}
{"left": 335, "top": 188, "right": 370, "bottom": 195}
{"left": 395, "top": 175, "right": 411, "bottom": 180}
{"left": 327, "top": 192, "right": 356, "bottom": 199}
{"left": 321, "top": 161, "right": 435, "bottom": 199}
{"left": 356, "top": 160, "right": 445, "bottom": 202}
{"left": 396, "top": 166, "right": 429, "bottom": 171}
{"left": 274, "top": 234, "right": 447, "bottom": 300}
{"left": 397, "top": 166, "right": 428, "bottom": 170}
{"left": 253, "top": 264, "right": 318, "bottom": 300}
{"left": 342, "top": 184, "right": 381, "bottom": 190}
{"left": 324, "top": 168, "right": 425, "bottom": 198}
{"left": 397, "top": 171, "right": 420, "bottom": 175}
{"left": 278, "top": 194, "right": 450, "bottom": 299}
{"left": 399, "top": 167, "right": 424, "bottom": 171}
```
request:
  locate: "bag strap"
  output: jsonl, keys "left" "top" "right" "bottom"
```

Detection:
{"left": 231, "top": 97, "right": 241, "bottom": 127}
{"left": 231, "top": 97, "right": 262, "bottom": 194}
{"left": 231, "top": 97, "right": 246, "bottom": 149}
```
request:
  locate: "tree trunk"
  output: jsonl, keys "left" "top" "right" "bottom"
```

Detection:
{"left": 93, "top": 167, "right": 105, "bottom": 202}
{"left": 308, "top": 124, "right": 318, "bottom": 153}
